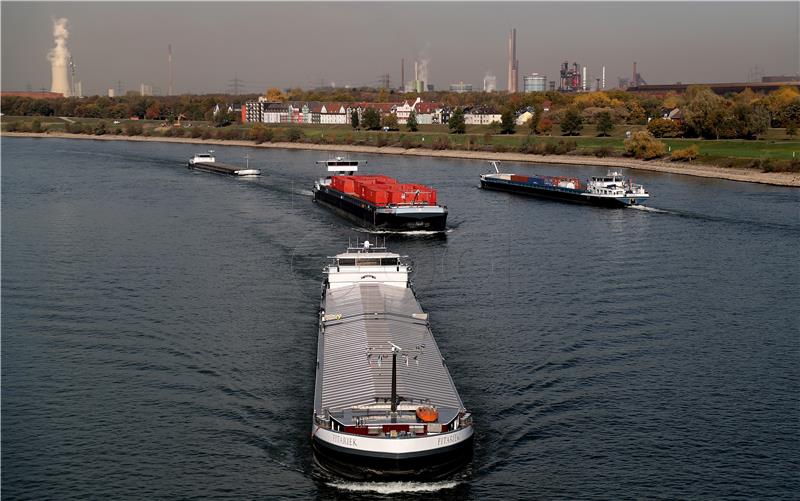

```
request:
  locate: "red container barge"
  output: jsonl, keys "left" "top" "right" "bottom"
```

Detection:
{"left": 313, "top": 159, "right": 447, "bottom": 231}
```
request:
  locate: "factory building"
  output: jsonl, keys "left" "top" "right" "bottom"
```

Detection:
{"left": 449, "top": 82, "right": 473, "bottom": 93}
{"left": 559, "top": 61, "right": 582, "bottom": 92}
{"left": 523, "top": 74, "right": 547, "bottom": 92}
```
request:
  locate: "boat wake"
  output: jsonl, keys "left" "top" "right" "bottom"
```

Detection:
{"left": 327, "top": 480, "right": 460, "bottom": 494}
{"left": 628, "top": 205, "right": 668, "bottom": 213}
{"left": 296, "top": 189, "right": 314, "bottom": 196}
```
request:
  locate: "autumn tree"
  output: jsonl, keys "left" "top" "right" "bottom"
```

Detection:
{"left": 647, "top": 118, "right": 681, "bottom": 138}
{"left": 382, "top": 113, "right": 399, "bottom": 129}
{"left": 624, "top": 131, "right": 667, "bottom": 159}
{"left": 350, "top": 110, "right": 360, "bottom": 129}
{"left": 778, "top": 99, "right": 800, "bottom": 128}
{"left": 537, "top": 116, "right": 553, "bottom": 135}
{"left": 265, "top": 88, "right": 287, "bottom": 102}
{"left": 681, "top": 86, "right": 727, "bottom": 139}
{"left": 145, "top": 102, "right": 162, "bottom": 120}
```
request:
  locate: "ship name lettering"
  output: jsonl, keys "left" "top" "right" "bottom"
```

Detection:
{"left": 437, "top": 434, "right": 461, "bottom": 446}
{"left": 332, "top": 434, "right": 358, "bottom": 448}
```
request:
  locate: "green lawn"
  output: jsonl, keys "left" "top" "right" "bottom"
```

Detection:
{"left": 3, "top": 116, "right": 799, "bottom": 162}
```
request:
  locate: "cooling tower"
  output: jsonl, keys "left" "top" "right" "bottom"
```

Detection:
{"left": 48, "top": 18, "right": 71, "bottom": 97}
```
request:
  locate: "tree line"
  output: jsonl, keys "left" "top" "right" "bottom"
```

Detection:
{"left": 3, "top": 85, "right": 799, "bottom": 141}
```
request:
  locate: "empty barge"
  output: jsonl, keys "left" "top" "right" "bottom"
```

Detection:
{"left": 187, "top": 152, "right": 261, "bottom": 177}
{"left": 312, "top": 240, "right": 473, "bottom": 479}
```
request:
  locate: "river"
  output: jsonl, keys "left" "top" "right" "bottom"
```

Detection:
{"left": 3, "top": 137, "right": 798, "bottom": 499}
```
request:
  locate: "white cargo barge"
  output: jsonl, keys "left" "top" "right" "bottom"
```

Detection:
{"left": 312, "top": 240, "right": 473, "bottom": 479}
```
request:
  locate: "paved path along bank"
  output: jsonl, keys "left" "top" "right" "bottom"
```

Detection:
{"left": 4, "top": 131, "right": 799, "bottom": 187}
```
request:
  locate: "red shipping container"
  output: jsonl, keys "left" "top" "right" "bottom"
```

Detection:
{"left": 363, "top": 186, "right": 389, "bottom": 206}
{"left": 510, "top": 175, "right": 529, "bottom": 182}
{"left": 332, "top": 176, "right": 356, "bottom": 193}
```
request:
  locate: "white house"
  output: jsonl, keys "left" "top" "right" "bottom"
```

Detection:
{"left": 464, "top": 108, "right": 502, "bottom": 125}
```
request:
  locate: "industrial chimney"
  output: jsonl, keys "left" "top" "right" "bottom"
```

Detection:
{"left": 48, "top": 18, "right": 71, "bottom": 97}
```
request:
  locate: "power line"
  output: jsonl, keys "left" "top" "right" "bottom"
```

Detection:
{"left": 228, "top": 76, "right": 245, "bottom": 95}
{"left": 375, "top": 73, "right": 391, "bottom": 89}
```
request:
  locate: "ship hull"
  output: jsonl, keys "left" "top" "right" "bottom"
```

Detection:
{"left": 314, "top": 185, "right": 447, "bottom": 231}
{"left": 188, "top": 162, "right": 260, "bottom": 177}
{"left": 312, "top": 428, "right": 474, "bottom": 480}
{"left": 480, "top": 178, "right": 645, "bottom": 207}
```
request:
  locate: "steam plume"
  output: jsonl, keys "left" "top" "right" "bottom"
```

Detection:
{"left": 416, "top": 44, "right": 430, "bottom": 84}
{"left": 48, "top": 18, "right": 71, "bottom": 96}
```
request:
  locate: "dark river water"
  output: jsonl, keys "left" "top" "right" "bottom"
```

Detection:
{"left": 3, "top": 137, "right": 799, "bottom": 499}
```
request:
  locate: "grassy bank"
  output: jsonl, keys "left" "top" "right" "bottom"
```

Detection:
{"left": 3, "top": 115, "right": 799, "bottom": 172}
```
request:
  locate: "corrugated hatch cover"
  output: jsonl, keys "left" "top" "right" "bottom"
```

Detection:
{"left": 319, "top": 283, "right": 463, "bottom": 413}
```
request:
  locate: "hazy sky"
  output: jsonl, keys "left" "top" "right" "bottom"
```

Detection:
{"left": 2, "top": 2, "right": 798, "bottom": 96}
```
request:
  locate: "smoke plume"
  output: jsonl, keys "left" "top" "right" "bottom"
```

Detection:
{"left": 416, "top": 44, "right": 430, "bottom": 84}
{"left": 48, "top": 18, "right": 71, "bottom": 96}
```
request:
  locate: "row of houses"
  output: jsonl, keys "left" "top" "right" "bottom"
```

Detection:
{"left": 242, "top": 96, "right": 448, "bottom": 125}
{"left": 242, "top": 97, "right": 542, "bottom": 126}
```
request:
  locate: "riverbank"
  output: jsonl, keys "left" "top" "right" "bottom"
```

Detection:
{"left": 4, "top": 131, "right": 799, "bottom": 187}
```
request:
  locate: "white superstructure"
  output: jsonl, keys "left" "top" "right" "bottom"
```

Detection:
{"left": 583, "top": 170, "right": 649, "bottom": 202}
{"left": 188, "top": 152, "right": 215, "bottom": 165}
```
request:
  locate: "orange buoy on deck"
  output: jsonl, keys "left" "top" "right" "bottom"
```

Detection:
{"left": 416, "top": 406, "right": 439, "bottom": 423}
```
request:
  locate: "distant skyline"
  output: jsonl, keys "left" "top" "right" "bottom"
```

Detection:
{"left": 2, "top": 2, "right": 798, "bottom": 96}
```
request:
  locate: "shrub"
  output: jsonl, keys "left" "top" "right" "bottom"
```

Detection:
{"left": 552, "top": 139, "right": 578, "bottom": 155}
{"left": 6, "top": 121, "right": 20, "bottom": 132}
{"left": 94, "top": 121, "right": 108, "bottom": 136}
{"left": 190, "top": 127, "right": 203, "bottom": 138}
{"left": 375, "top": 134, "right": 389, "bottom": 147}
{"left": 537, "top": 116, "right": 553, "bottom": 135}
{"left": 286, "top": 128, "right": 303, "bottom": 142}
{"left": 517, "top": 137, "right": 531, "bottom": 153}
{"left": 758, "top": 159, "right": 774, "bottom": 172}
{"left": 624, "top": 130, "right": 667, "bottom": 160}
{"left": 201, "top": 128, "right": 212, "bottom": 140}
{"left": 647, "top": 118, "right": 681, "bottom": 138}
{"left": 431, "top": 136, "right": 450, "bottom": 150}
{"left": 249, "top": 125, "right": 273, "bottom": 144}
{"left": 400, "top": 135, "right": 416, "bottom": 149}
{"left": 125, "top": 122, "right": 143, "bottom": 136}
{"left": 31, "top": 120, "right": 44, "bottom": 133}
{"left": 593, "top": 146, "right": 614, "bottom": 158}
{"left": 670, "top": 144, "right": 700, "bottom": 162}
